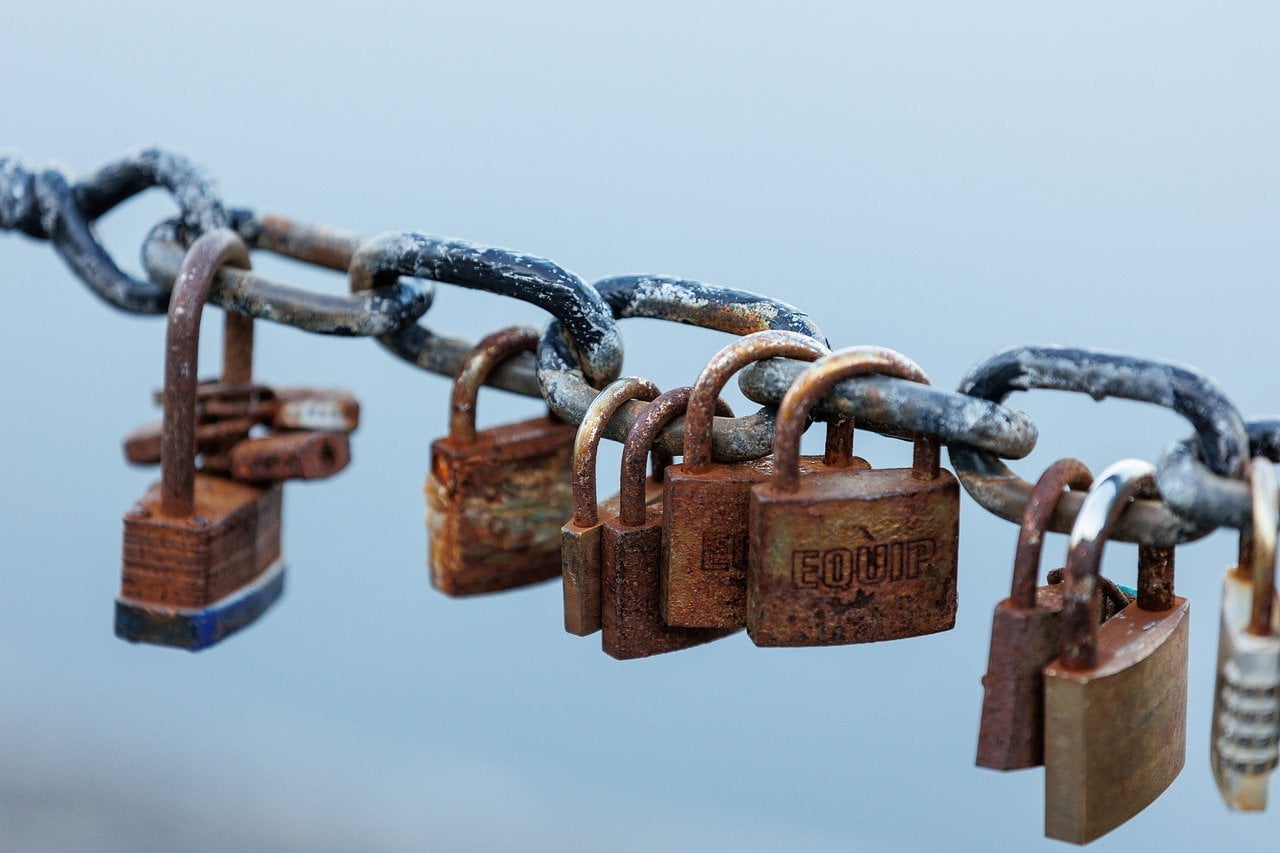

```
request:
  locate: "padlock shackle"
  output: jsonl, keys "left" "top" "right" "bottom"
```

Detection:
{"left": 1059, "top": 459, "right": 1174, "bottom": 670}
{"left": 1010, "top": 459, "right": 1094, "bottom": 608}
{"left": 619, "top": 388, "right": 694, "bottom": 527}
{"left": 1247, "top": 457, "right": 1278, "bottom": 637}
{"left": 160, "top": 229, "right": 251, "bottom": 517}
{"left": 448, "top": 325, "right": 543, "bottom": 445}
{"left": 684, "top": 331, "right": 831, "bottom": 473}
{"left": 770, "top": 346, "right": 931, "bottom": 494}
{"left": 571, "top": 377, "right": 661, "bottom": 527}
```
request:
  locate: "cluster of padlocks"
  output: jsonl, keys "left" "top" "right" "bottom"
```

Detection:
{"left": 4, "top": 149, "right": 1276, "bottom": 846}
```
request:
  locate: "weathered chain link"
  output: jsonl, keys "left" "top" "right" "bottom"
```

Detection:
{"left": 3, "top": 147, "right": 1269, "bottom": 545}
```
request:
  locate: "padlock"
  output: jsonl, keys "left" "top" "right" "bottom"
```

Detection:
{"left": 117, "top": 230, "right": 285, "bottom": 650}
{"left": 1211, "top": 456, "right": 1280, "bottom": 811}
{"left": 230, "top": 430, "right": 351, "bottom": 482}
{"left": 662, "top": 330, "right": 869, "bottom": 629}
{"left": 123, "top": 416, "right": 257, "bottom": 466}
{"left": 427, "top": 325, "right": 577, "bottom": 596}
{"left": 562, "top": 377, "right": 666, "bottom": 636}
{"left": 602, "top": 388, "right": 737, "bottom": 659}
{"left": 976, "top": 459, "right": 1093, "bottom": 771}
{"left": 1042, "top": 459, "right": 1189, "bottom": 845}
{"left": 269, "top": 387, "right": 361, "bottom": 432}
{"left": 747, "top": 346, "right": 959, "bottom": 647}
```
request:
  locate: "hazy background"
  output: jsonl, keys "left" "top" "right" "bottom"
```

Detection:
{"left": 3, "top": 2, "right": 1278, "bottom": 850}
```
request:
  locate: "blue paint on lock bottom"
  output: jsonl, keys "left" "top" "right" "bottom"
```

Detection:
{"left": 114, "top": 559, "right": 287, "bottom": 651}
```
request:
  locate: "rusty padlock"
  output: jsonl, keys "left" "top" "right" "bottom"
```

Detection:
{"left": 1211, "top": 456, "right": 1280, "bottom": 811}
{"left": 230, "top": 429, "right": 351, "bottom": 482}
{"left": 117, "top": 230, "right": 285, "bottom": 650}
{"left": 976, "top": 459, "right": 1094, "bottom": 771}
{"left": 662, "top": 330, "right": 868, "bottom": 629}
{"left": 427, "top": 325, "right": 577, "bottom": 596}
{"left": 747, "top": 346, "right": 959, "bottom": 647}
{"left": 1043, "top": 459, "right": 1189, "bottom": 845}
{"left": 602, "top": 388, "right": 737, "bottom": 659}
{"left": 563, "top": 377, "right": 668, "bottom": 636}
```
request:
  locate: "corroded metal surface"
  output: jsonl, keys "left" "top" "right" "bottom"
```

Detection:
{"left": 601, "top": 389, "right": 737, "bottom": 660}
{"left": 976, "top": 459, "right": 1092, "bottom": 772}
{"left": 230, "top": 431, "right": 351, "bottom": 482}
{"left": 1158, "top": 419, "right": 1280, "bottom": 530}
{"left": 748, "top": 347, "right": 959, "bottom": 647}
{"left": 1043, "top": 460, "right": 1188, "bottom": 845}
{"left": 952, "top": 345, "right": 1246, "bottom": 545}
{"left": 428, "top": 327, "right": 576, "bottom": 596}
{"left": 351, "top": 231, "right": 622, "bottom": 387}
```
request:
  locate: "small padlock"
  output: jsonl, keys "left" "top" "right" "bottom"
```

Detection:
{"left": 747, "top": 346, "right": 959, "bottom": 647}
{"left": 662, "top": 330, "right": 868, "bottom": 629}
{"left": 230, "top": 430, "right": 351, "bottom": 482}
{"left": 563, "top": 377, "right": 668, "bottom": 636}
{"left": 117, "top": 230, "right": 285, "bottom": 650}
{"left": 1211, "top": 456, "right": 1280, "bottom": 811}
{"left": 976, "top": 459, "right": 1093, "bottom": 771}
{"left": 427, "top": 325, "right": 577, "bottom": 596}
{"left": 123, "top": 416, "right": 257, "bottom": 466}
{"left": 1043, "top": 459, "right": 1189, "bottom": 845}
{"left": 269, "top": 387, "right": 361, "bottom": 432}
{"left": 602, "top": 388, "right": 737, "bottom": 659}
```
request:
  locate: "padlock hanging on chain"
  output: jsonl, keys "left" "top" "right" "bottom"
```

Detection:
{"left": 117, "top": 231, "right": 286, "bottom": 650}
{"left": 427, "top": 325, "right": 577, "bottom": 596}
{"left": 975, "top": 458, "right": 1134, "bottom": 771}
{"left": 1042, "top": 459, "right": 1189, "bottom": 845}
{"left": 1211, "top": 457, "right": 1280, "bottom": 811}
{"left": 746, "top": 345, "right": 960, "bottom": 647}
{"left": 661, "top": 330, "right": 868, "bottom": 630}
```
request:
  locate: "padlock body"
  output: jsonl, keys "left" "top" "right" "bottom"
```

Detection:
{"left": 230, "top": 430, "right": 351, "bottom": 482}
{"left": 562, "top": 478, "right": 663, "bottom": 637}
{"left": 1211, "top": 568, "right": 1280, "bottom": 811}
{"left": 117, "top": 474, "right": 284, "bottom": 650}
{"left": 975, "top": 584, "right": 1064, "bottom": 770}
{"left": 427, "top": 415, "right": 576, "bottom": 596}
{"left": 1043, "top": 596, "right": 1189, "bottom": 845}
{"left": 270, "top": 387, "right": 361, "bottom": 432}
{"left": 601, "top": 505, "right": 735, "bottom": 660}
{"left": 662, "top": 455, "right": 870, "bottom": 629}
{"left": 747, "top": 467, "right": 960, "bottom": 646}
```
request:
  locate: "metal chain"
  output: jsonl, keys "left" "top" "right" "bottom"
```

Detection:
{"left": 2, "top": 147, "right": 1270, "bottom": 545}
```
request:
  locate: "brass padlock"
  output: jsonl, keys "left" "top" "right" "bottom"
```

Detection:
{"left": 1211, "top": 456, "right": 1280, "bottom": 811}
{"left": 562, "top": 376, "right": 664, "bottom": 636}
{"left": 117, "top": 230, "right": 285, "bottom": 650}
{"left": 602, "top": 388, "right": 737, "bottom": 659}
{"left": 976, "top": 459, "right": 1094, "bottom": 771}
{"left": 1043, "top": 459, "right": 1189, "bottom": 845}
{"left": 747, "top": 346, "right": 959, "bottom": 647}
{"left": 662, "top": 330, "right": 868, "bottom": 629}
{"left": 427, "top": 325, "right": 577, "bottom": 596}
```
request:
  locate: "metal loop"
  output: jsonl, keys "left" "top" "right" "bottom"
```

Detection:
{"left": 1009, "top": 459, "right": 1093, "bottom": 608}
{"left": 1156, "top": 419, "right": 1280, "bottom": 530}
{"left": 950, "top": 345, "right": 1247, "bottom": 545}
{"left": 538, "top": 274, "right": 828, "bottom": 460}
{"left": 2, "top": 148, "right": 230, "bottom": 314}
{"left": 736, "top": 352, "right": 1038, "bottom": 460}
{"left": 351, "top": 230, "right": 622, "bottom": 388}
{"left": 143, "top": 215, "right": 435, "bottom": 336}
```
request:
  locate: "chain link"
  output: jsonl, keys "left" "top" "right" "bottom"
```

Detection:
{"left": 3, "top": 147, "right": 1270, "bottom": 546}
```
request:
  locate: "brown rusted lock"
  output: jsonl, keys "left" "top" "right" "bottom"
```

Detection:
{"left": 602, "top": 388, "right": 737, "bottom": 659}
{"left": 230, "top": 430, "right": 351, "bottom": 482}
{"left": 1043, "top": 459, "right": 1189, "bottom": 845}
{"left": 562, "top": 377, "right": 666, "bottom": 636}
{"left": 662, "top": 330, "right": 868, "bottom": 629}
{"left": 427, "top": 325, "right": 577, "bottom": 596}
{"left": 747, "top": 346, "right": 959, "bottom": 647}
{"left": 123, "top": 417, "right": 257, "bottom": 466}
{"left": 268, "top": 387, "right": 361, "bottom": 432}
{"left": 976, "top": 459, "right": 1093, "bottom": 771}
{"left": 117, "top": 230, "right": 284, "bottom": 651}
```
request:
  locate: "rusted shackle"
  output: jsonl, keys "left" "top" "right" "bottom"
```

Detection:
{"left": 769, "top": 346, "right": 935, "bottom": 493}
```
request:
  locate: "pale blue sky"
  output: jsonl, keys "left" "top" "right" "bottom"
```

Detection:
{"left": 3, "top": 2, "right": 1278, "bottom": 849}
